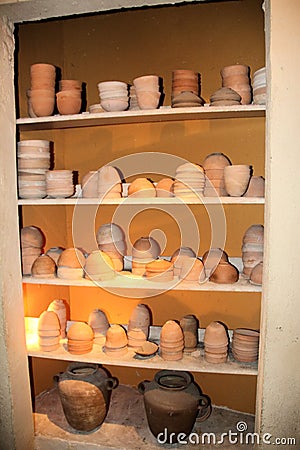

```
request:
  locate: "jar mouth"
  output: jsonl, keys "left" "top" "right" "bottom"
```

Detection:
{"left": 67, "top": 363, "right": 98, "bottom": 376}
{"left": 155, "top": 370, "right": 191, "bottom": 390}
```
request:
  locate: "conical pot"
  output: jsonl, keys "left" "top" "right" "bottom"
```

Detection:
{"left": 138, "top": 370, "right": 211, "bottom": 439}
{"left": 54, "top": 362, "right": 118, "bottom": 432}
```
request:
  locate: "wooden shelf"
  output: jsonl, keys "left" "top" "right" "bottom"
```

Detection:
{"left": 18, "top": 196, "right": 265, "bottom": 206}
{"left": 16, "top": 105, "right": 265, "bottom": 131}
{"left": 25, "top": 318, "right": 258, "bottom": 376}
{"left": 22, "top": 274, "right": 261, "bottom": 293}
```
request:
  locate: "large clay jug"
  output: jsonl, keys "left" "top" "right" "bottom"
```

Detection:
{"left": 138, "top": 370, "right": 211, "bottom": 439}
{"left": 54, "top": 362, "right": 118, "bottom": 432}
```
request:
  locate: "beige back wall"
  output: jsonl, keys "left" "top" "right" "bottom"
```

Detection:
{"left": 18, "top": 0, "right": 265, "bottom": 413}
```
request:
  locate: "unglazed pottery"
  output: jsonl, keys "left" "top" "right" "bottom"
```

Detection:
{"left": 31, "top": 254, "right": 56, "bottom": 278}
{"left": 160, "top": 320, "right": 184, "bottom": 361}
{"left": 67, "top": 322, "right": 94, "bottom": 355}
{"left": 128, "top": 304, "right": 151, "bottom": 338}
{"left": 209, "top": 261, "right": 239, "bottom": 284}
{"left": 224, "top": 165, "right": 251, "bottom": 196}
{"left": 21, "top": 225, "right": 45, "bottom": 249}
{"left": 96, "top": 223, "right": 125, "bottom": 245}
{"left": 81, "top": 171, "right": 98, "bottom": 198}
{"left": 180, "top": 314, "right": 199, "bottom": 352}
{"left": 180, "top": 257, "right": 205, "bottom": 282}
{"left": 249, "top": 261, "right": 263, "bottom": 285}
{"left": 46, "top": 247, "right": 65, "bottom": 264}
{"left": 128, "top": 178, "right": 156, "bottom": 198}
{"left": 84, "top": 250, "right": 115, "bottom": 281}
{"left": 138, "top": 370, "right": 211, "bottom": 439}
{"left": 54, "top": 362, "right": 118, "bottom": 432}
{"left": 57, "top": 247, "right": 85, "bottom": 268}
{"left": 244, "top": 176, "right": 265, "bottom": 197}
{"left": 204, "top": 321, "right": 228, "bottom": 364}
{"left": 202, "top": 248, "right": 228, "bottom": 278}
{"left": 47, "top": 299, "right": 67, "bottom": 338}
{"left": 145, "top": 259, "right": 174, "bottom": 282}
{"left": 155, "top": 178, "right": 174, "bottom": 197}
{"left": 38, "top": 310, "right": 60, "bottom": 351}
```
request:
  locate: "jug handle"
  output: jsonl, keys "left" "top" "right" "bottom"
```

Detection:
{"left": 138, "top": 380, "right": 150, "bottom": 394}
{"left": 196, "top": 394, "right": 212, "bottom": 422}
{"left": 53, "top": 372, "right": 63, "bottom": 386}
{"left": 105, "top": 377, "right": 118, "bottom": 391}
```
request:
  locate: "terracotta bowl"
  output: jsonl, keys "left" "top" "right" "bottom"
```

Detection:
{"left": 105, "top": 324, "right": 128, "bottom": 349}
{"left": 133, "top": 75, "right": 159, "bottom": 90}
{"left": 21, "top": 225, "right": 45, "bottom": 248}
{"left": 249, "top": 262, "right": 263, "bottom": 285}
{"left": 180, "top": 257, "right": 205, "bottom": 282}
{"left": 84, "top": 250, "right": 115, "bottom": 280}
{"left": 209, "top": 261, "right": 239, "bottom": 284}
{"left": 221, "top": 64, "right": 249, "bottom": 77}
{"left": 67, "top": 322, "right": 94, "bottom": 341}
{"left": 30, "top": 94, "right": 55, "bottom": 117}
{"left": 204, "top": 321, "right": 228, "bottom": 346}
{"left": 96, "top": 223, "right": 125, "bottom": 245}
{"left": 59, "top": 79, "right": 82, "bottom": 90}
{"left": 128, "top": 304, "right": 151, "bottom": 331}
{"left": 243, "top": 224, "right": 264, "bottom": 244}
{"left": 38, "top": 310, "right": 60, "bottom": 331}
{"left": 88, "top": 309, "right": 110, "bottom": 333}
{"left": 31, "top": 254, "right": 56, "bottom": 277}
{"left": 56, "top": 91, "right": 82, "bottom": 115}
{"left": 101, "top": 98, "right": 128, "bottom": 112}
{"left": 160, "top": 320, "right": 184, "bottom": 343}
{"left": 97, "top": 81, "right": 128, "bottom": 91}
{"left": 244, "top": 176, "right": 265, "bottom": 197}
{"left": 203, "top": 153, "right": 232, "bottom": 170}
{"left": 132, "top": 236, "right": 161, "bottom": 260}
{"left": 128, "top": 178, "right": 156, "bottom": 197}
{"left": 136, "top": 91, "right": 161, "bottom": 110}
{"left": 156, "top": 178, "right": 174, "bottom": 197}
{"left": 57, "top": 248, "right": 85, "bottom": 268}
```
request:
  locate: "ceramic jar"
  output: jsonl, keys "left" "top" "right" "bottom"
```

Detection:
{"left": 224, "top": 165, "right": 251, "bottom": 197}
{"left": 54, "top": 362, "right": 118, "bottom": 432}
{"left": 180, "top": 314, "right": 199, "bottom": 352}
{"left": 138, "top": 370, "right": 211, "bottom": 439}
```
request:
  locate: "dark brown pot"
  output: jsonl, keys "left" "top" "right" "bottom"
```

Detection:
{"left": 138, "top": 370, "right": 211, "bottom": 439}
{"left": 54, "top": 362, "right": 118, "bottom": 432}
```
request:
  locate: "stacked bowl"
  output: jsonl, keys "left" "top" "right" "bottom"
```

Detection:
{"left": 224, "top": 164, "right": 251, "bottom": 196}
{"left": 57, "top": 247, "right": 86, "bottom": 280}
{"left": 242, "top": 224, "right": 264, "bottom": 277}
{"left": 21, "top": 226, "right": 45, "bottom": 276}
{"left": 133, "top": 75, "right": 161, "bottom": 110}
{"left": 221, "top": 64, "right": 252, "bottom": 105}
{"left": 104, "top": 324, "right": 128, "bottom": 358}
{"left": 171, "top": 247, "right": 196, "bottom": 277}
{"left": 145, "top": 259, "right": 174, "bottom": 282}
{"left": 128, "top": 178, "right": 156, "bottom": 198}
{"left": 203, "top": 152, "right": 231, "bottom": 197}
{"left": 81, "top": 171, "right": 98, "bottom": 198}
{"left": 67, "top": 322, "right": 94, "bottom": 355}
{"left": 98, "top": 81, "right": 129, "bottom": 112}
{"left": 209, "top": 261, "right": 239, "bottom": 284}
{"left": 31, "top": 254, "right": 56, "bottom": 278}
{"left": 210, "top": 87, "right": 241, "bottom": 106}
{"left": 173, "top": 163, "right": 205, "bottom": 199}
{"left": 96, "top": 223, "right": 126, "bottom": 272}
{"left": 179, "top": 257, "right": 206, "bottom": 283}
{"left": 180, "top": 314, "right": 198, "bottom": 353}
{"left": 17, "top": 140, "right": 50, "bottom": 199}
{"left": 88, "top": 309, "right": 110, "bottom": 345}
{"left": 132, "top": 236, "right": 161, "bottom": 276}
{"left": 155, "top": 178, "right": 174, "bottom": 198}
{"left": 38, "top": 311, "right": 60, "bottom": 352}
{"left": 204, "top": 321, "right": 228, "bottom": 364}
{"left": 127, "top": 328, "right": 147, "bottom": 349}
{"left": 128, "top": 304, "right": 151, "bottom": 339}
{"left": 84, "top": 250, "right": 116, "bottom": 281}
{"left": 171, "top": 69, "right": 200, "bottom": 103}
{"left": 98, "top": 166, "right": 122, "bottom": 199}
{"left": 129, "top": 85, "right": 140, "bottom": 110}
{"left": 46, "top": 170, "right": 74, "bottom": 198}
{"left": 232, "top": 328, "right": 259, "bottom": 362}
{"left": 47, "top": 299, "right": 67, "bottom": 339}
{"left": 253, "top": 67, "right": 266, "bottom": 105}
{"left": 160, "top": 320, "right": 184, "bottom": 361}
{"left": 56, "top": 79, "right": 82, "bottom": 115}
{"left": 29, "top": 63, "right": 56, "bottom": 117}
{"left": 172, "top": 91, "right": 204, "bottom": 108}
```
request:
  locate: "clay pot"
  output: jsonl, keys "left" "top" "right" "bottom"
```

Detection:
{"left": 249, "top": 262, "right": 263, "bottom": 285}
{"left": 171, "top": 247, "right": 196, "bottom": 276}
{"left": 128, "top": 304, "right": 151, "bottom": 337}
{"left": 138, "top": 370, "right": 211, "bottom": 439}
{"left": 204, "top": 321, "right": 228, "bottom": 346}
{"left": 56, "top": 90, "right": 82, "bottom": 115}
{"left": 202, "top": 248, "right": 228, "bottom": 277}
{"left": 96, "top": 223, "right": 125, "bottom": 245}
{"left": 22, "top": 250, "right": 41, "bottom": 276}
{"left": 145, "top": 259, "right": 174, "bottom": 282}
{"left": 38, "top": 310, "right": 60, "bottom": 351}
{"left": 67, "top": 322, "right": 94, "bottom": 355}
{"left": 156, "top": 178, "right": 174, "bottom": 197}
{"left": 203, "top": 153, "right": 231, "bottom": 170}
{"left": 54, "top": 362, "right": 118, "bottom": 432}
{"left": 180, "top": 258, "right": 206, "bottom": 282}
{"left": 180, "top": 314, "right": 199, "bottom": 352}
{"left": 81, "top": 171, "right": 98, "bottom": 198}
{"left": 136, "top": 91, "right": 161, "bottom": 110}
{"left": 88, "top": 309, "right": 110, "bottom": 344}
{"left": 47, "top": 299, "right": 67, "bottom": 338}
{"left": 127, "top": 327, "right": 147, "bottom": 348}
{"left": 21, "top": 226, "right": 45, "bottom": 249}
{"left": 242, "top": 224, "right": 264, "bottom": 245}
{"left": 244, "top": 176, "right": 265, "bottom": 197}
{"left": 128, "top": 178, "right": 156, "bottom": 198}
{"left": 59, "top": 79, "right": 82, "bottom": 91}
{"left": 31, "top": 254, "right": 56, "bottom": 278}
{"left": 84, "top": 250, "right": 115, "bottom": 281}
{"left": 57, "top": 247, "right": 85, "bottom": 268}
{"left": 133, "top": 75, "right": 159, "bottom": 90}
{"left": 209, "top": 261, "right": 239, "bottom": 284}
{"left": 132, "top": 236, "right": 161, "bottom": 260}
{"left": 160, "top": 320, "right": 184, "bottom": 360}
{"left": 232, "top": 328, "right": 259, "bottom": 362}
{"left": 46, "top": 247, "right": 65, "bottom": 264}
{"left": 104, "top": 324, "right": 128, "bottom": 357}
{"left": 30, "top": 89, "right": 55, "bottom": 117}
{"left": 224, "top": 165, "right": 251, "bottom": 197}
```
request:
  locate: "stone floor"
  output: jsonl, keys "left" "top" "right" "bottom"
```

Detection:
{"left": 34, "top": 384, "right": 256, "bottom": 449}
